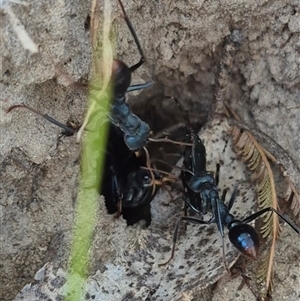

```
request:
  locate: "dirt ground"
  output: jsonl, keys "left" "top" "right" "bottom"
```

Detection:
{"left": 1, "top": 0, "right": 300, "bottom": 300}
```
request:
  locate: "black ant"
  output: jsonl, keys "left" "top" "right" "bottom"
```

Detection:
{"left": 103, "top": 124, "right": 162, "bottom": 226}
{"left": 160, "top": 97, "right": 300, "bottom": 270}
{"left": 6, "top": 1, "right": 185, "bottom": 225}
{"left": 6, "top": 0, "right": 164, "bottom": 225}
{"left": 108, "top": 0, "right": 183, "bottom": 151}
{"left": 7, "top": 99, "right": 162, "bottom": 225}
{"left": 7, "top": 0, "right": 183, "bottom": 154}
{"left": 8, "top": 0, "right": 152, "bottom": 152}
{"left": 108, "top": 0, "right": 153, "bottom": 151}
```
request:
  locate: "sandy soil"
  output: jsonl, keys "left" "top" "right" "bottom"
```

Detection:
{"left": 1, "top": 0, "right": 300, "bottom": 300}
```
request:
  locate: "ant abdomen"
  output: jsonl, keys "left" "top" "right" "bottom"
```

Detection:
{"left": 228, "top": 221, "right": 259, "bottom": 259}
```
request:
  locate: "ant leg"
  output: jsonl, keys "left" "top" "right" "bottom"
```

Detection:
{"left": 215, "top": 163, "right": 220, "bottom": 186}
{"left": 167, "top": 96, "right": 207, "bottom": 169}
{"left": 242, "top": 207, "right": 300, "bottom": 234}
{"left": 183, "top": 199, "right": 188, "bottom": 231}
{"left": 126, "top": 81, "right": 153, "bottom": 93}
{"left": 117, "top": 0, "right": 145, "bottom": 72}
{"left": 158, "top": 216, "right": 212, "bottom": 267}
{"left": 220, "top": 186, "right": 237, "bottom": 212}
{"left": 221, "top": 189, "right": 228, "bottom": 203}
{"left": 114, "top": 199, "right": 123, "bottom": 219}
{"left": 221, "top": 236, "right": 231, "bottom": 275}
{"left": 158, "top": 217, "right": 183, "bottom": 267}
{"left": 227, "top": 186, "right": 238, "bottom": 211}
{"left": 7, "top": 104, "right": 77, "bottom": 135}
{"left": 143, "top": 147, "right": 157, "bottom": 195}
{"left": 184, "top": 197, "right": 188, "bottom": 217}
{"left": 214, "top": 199, "right": 231, "bottom": 275}
{"left": 230, "top": 266, "right": 260, "bottom": 300}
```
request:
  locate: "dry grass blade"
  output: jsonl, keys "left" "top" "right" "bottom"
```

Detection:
{"left": 77, "top": 0, "right": 113, "bottom": 142}
{"left": 91, "top": 0, "right": 100, "bottom": 73}
{"left": 230, "top": 126, "right": 281, "bottom": 295}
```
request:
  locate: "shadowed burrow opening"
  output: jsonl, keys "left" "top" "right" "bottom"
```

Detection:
{"left": 102, "top": 53, "right": 227, "bottom": 226}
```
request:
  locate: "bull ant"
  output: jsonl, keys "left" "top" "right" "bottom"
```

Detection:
{"left": 159, "top": 97, "right": 300, "bottom": 271}
{"left": 7, "top": 0, "right": 176, "bottom": 225}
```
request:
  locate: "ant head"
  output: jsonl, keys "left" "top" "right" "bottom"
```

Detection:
{"left": 228, "top": 222, "right": 259, "bottom": 259}
{"left": 112, "top": 59, "right": 131, "bottom": 97}
{"left": 123, "top": 169, "right": 153, "bottom": 208}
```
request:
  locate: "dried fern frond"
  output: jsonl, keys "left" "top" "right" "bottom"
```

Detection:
{"left": 216, "top": 33, "right": 300, "bottom": 297}
{"left": 284, "top": 185, "right": 300, "bottom": 216}
{"left": 214, "top": 32, "right": 299, "bottom": 296}
{"left": 229, "top": 118, "right": 300, "bottom": 219}
{"left": 230, "top": 126, "right": 281, "bottom": 295}
{"left": 262, "top": 147, "right": 300, "bottom": 218}
{"left": 256, "top": 249, "right": 275, "bottom": 296}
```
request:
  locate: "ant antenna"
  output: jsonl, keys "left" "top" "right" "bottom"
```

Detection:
{"left": 143, "top": 146, "right": 157, "bottom": 195}
{"left": 117, "top": 0, "right": 145, "bottom": 72}
{"left": 7, "top": 104, "right": 77, "bottom": 135}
